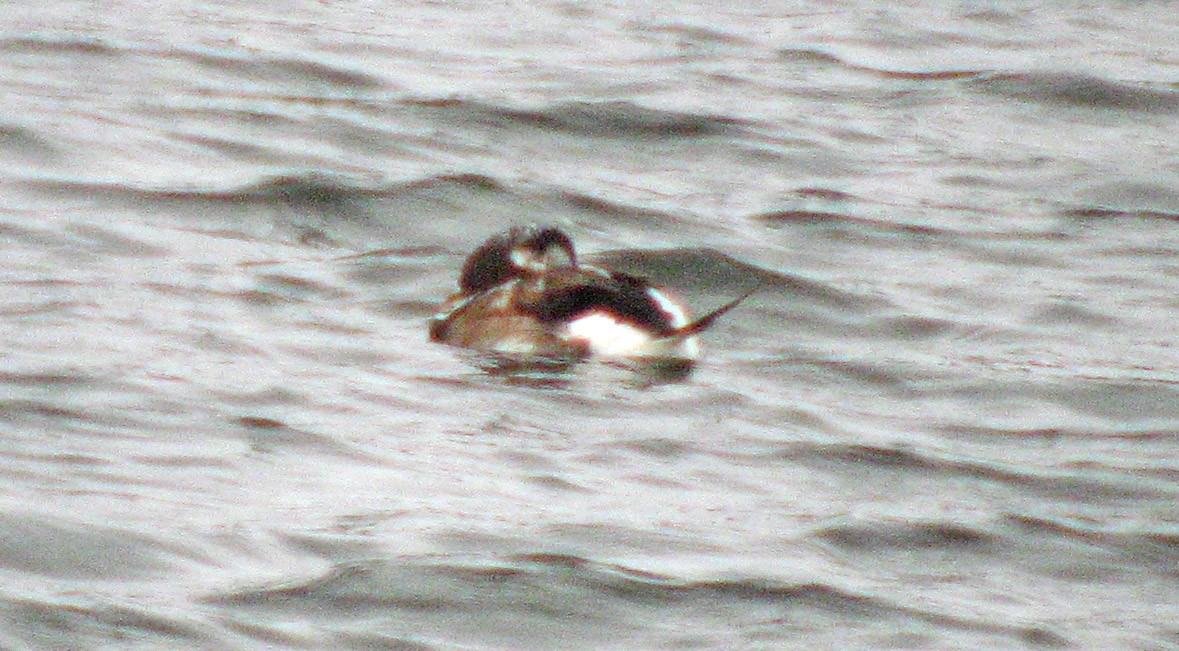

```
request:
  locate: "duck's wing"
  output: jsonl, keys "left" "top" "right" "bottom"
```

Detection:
{"left": 519, "top": 269, "right": 680, "bottom": 333}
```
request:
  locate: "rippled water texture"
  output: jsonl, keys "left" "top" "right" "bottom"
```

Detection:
{"left": 2, "top": 2, "right": 1178, "bottom": 649}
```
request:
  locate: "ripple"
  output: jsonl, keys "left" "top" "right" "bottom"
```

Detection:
{"left": 751, "top": 207, "right": 1070, "bottom": 241}
{"left": 26, "top": 171, "right": 512, "bottom": 246}
{"left": 0, "top": 35, "right": 125, "bottom": 56}
{"left": 407, "top": 97, "right": 747, "bottom": 138}
{"left": 753, "top": 208, "right": 942, "bottom": 234}
{"left": 559, "top": 189, "right": 678, "bottom": 226}
{"left": 1009, "top": 513, "right": 1179, "bottom": 556}
{"left": 206, "top": 551, "right": 1073, "bottom": 648}
{"left": 943, "top": 424, "right": 1177, "bottom": 442}
{"left": 181, "top": 49, "right": 385, "bottom": 91}
{"left": 777, "top": 47, "right": 987, "bottom": 80}
{"left": 0, "top": 598, "right": 218, "bottom": 649}
{"left": 1064, "top": 180, "right": 1179, "bottom": 222}
{"left": 30, "top": 171, "right": 502, "bottom": 209}
{"left": 1062, "top": 207, "right": 1179, "bottom": 222}
{"left": 0, "top": 123, "right": 58, "bottom": 161}
{"left": 814, "top": 520, "right": 997, "bottom": 551}
{"left": 0, "top": 511, "right": 202, "bottom": 580}
{"left": 971, "top": 71, "right": 1179, "bottom": 113}
{"left": 778, "top": 442, "right": 1173, "bottom": 501}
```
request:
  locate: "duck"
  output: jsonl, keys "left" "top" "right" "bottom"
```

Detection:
{"left": 429, "top": 225, "right": 749, "bottom": 365}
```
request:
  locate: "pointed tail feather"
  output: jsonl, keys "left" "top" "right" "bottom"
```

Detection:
{"left": 671, "top": 286, "right": 758, "bottom": 338}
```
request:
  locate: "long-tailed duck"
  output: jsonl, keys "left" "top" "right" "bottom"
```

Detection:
{"left": 429, "top": 225, "right": 749, "bottom": 366}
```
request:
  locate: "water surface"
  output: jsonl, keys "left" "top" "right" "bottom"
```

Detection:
{"left": 2, "top": 1, "right": 1178, "bottom": 649}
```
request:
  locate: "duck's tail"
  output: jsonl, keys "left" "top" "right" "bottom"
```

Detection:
{"left": 670, "top": 286, "right": 759, "bottom": 338}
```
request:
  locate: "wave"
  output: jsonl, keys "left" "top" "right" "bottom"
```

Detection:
{"left": 0, "top": 123, "right": 58, "bottom": 161}
{"left": 1062, "top": 179, "right": 1179, "bottom": 222}
{"left": 179, "top": 49, "right": 384, "bottom": 92}
{"left": 970, "top": 71, "right": 1179, "bottom": 114}
{"left": 206, "top": 550, "right": 1071, "bottom": 647}
{"left": 815, "top": 519, "right": 997, "bottom": 552}
{"left": 405, "top": 96, "right": 748, "bottom": 138}
{"left": 0, "top": 35, "right": 126, "bottom": 56}
{"left": 778, "top": 47, "right": 987, "bottom": 81}
{"left": 1007, "top": 513, "right": 1179, "bottom": 573}
{"left": 30, "top": 171, "right": 497, "bottom": 206}
{"left": 26, "top": 171, "right": 511, "bottom": 246}
{"left": 774, "top": 442, "right": 1175, "bottom": 501}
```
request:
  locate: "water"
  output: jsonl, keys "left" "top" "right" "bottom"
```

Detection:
{"left": 2, "top": 1, "right": 1178, "bottom": 649}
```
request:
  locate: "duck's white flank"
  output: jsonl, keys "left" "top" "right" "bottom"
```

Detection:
{"left": 562, "top": 286, "right": 701, "bottom": 360}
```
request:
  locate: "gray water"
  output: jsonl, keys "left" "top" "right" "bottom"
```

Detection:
{"left": 2, "top": 1, "right": 1178, "bottom": 649}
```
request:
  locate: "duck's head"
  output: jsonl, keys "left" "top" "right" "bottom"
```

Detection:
{"left": 459, "top": 225, "right": 576, "bottom": 293}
